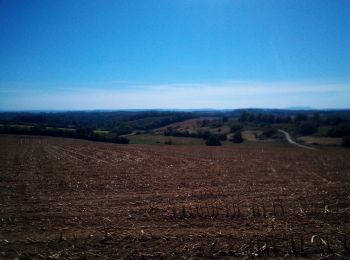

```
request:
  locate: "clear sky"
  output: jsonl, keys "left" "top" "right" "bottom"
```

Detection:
{"left": 1, "top": 0, "right": 350, "bottom": 110}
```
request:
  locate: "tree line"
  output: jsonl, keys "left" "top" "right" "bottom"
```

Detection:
{"left": 0, "top": 111, "right": 196, "bottom": 132}
{"left": 0, "top": 125, "right": 129, "bottom": 144}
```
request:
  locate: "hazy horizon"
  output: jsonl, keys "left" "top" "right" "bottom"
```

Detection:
{"left": 1, "top": 1, "right": 349, "bottom": 110}
{"left": 1, "top": 106, "right": 350, "bottom": 113}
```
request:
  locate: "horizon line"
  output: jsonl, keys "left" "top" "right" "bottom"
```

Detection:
{"left": 1, "top": 107, "right": 350, "bottom": 113}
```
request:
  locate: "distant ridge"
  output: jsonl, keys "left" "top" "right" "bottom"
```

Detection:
{"left": 286, "top": 106, "right": 314, "bottom": 110}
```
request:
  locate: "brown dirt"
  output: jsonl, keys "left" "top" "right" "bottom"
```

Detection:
{"left": 153, "top": 117, "right": 217, "bottom": 134}
{"left": 153, "top": 118, "right": 204, "bottom": 132}
{"left": 1, "top": 134, "right": 350, "bottom": 259}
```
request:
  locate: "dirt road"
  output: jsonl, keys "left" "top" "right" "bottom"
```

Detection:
{"left": 278, "top": 129, "right": 315, "bottom": 150}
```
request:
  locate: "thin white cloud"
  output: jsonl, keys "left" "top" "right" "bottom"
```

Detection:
{"left": 0, "top": 80, "right": 349, "bottom": 110}
{"left": 133, "top": 81, "right": 350, "bottom": 94}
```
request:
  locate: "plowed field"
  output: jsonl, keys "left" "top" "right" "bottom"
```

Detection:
{"left": 1, "top": 134, "right": 350, "bottom": 258}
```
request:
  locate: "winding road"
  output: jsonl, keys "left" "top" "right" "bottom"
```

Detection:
{"left": 278, "top": 129, "right": 316, "bottom": 150}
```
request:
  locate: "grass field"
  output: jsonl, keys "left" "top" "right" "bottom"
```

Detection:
{"left": 128, "top": 134, "right": 205, "bottom": 145}
{"left": 1, "top": 134, "right": 350, "bottom": 258}
{"left": 241, "top": 130, "right": 261, "bottom": 141}
{"left": 298, "top": 136, "right": 342, "bottom": 146}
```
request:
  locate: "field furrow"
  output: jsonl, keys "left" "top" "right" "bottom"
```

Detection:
{"left": 1, "top": 134, "right": 350, "bottom": 258}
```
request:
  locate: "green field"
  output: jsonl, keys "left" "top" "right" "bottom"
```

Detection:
{"left": 297, "top": 136, "right": 342, "bottom": 146}
{"left": 129, "top": 134, "right": 205, "bottom": 145}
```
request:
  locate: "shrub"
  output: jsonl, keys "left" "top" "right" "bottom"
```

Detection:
{"left": 219, "top": 134, "right": 227, "bottom": 141}
{"left": 198, "top": 130, "right": 211, "bottom": 140}
{"left": 112, "top": 136, "right": 129, "bottom": 144}
{"left": 238, "top": 111, "right": 249, "bottom": 122}
{"left": 230, "top": 124, "right": 243, "bottom": 133}
{"left": 328, "top": 123, "right": 350, "bottom": 137}
{"left": 113, "top": 123, "right": 133, "bottom": 135}
{"left": 294, "top": 113, "right": 308, "bottom": 122}
{"left": 232, "top": 131, "right": 243, "bottom": 143}
{"left": 205, "top": 135, "right": 221, "bottom": 146}
{"left": 261, "top": 129, "right": 277, "bottom": 139}
{"left": 76, "top": 127, "right": 94, "bottom": 139}
{"left": 210, "top": 120, "right": 223, "bottom": 128}
{"left": 164, "top": 140, "right": 173, "bottom": 145}
{"left": 342, "top": 136, "right": 350, "bottom": 147}
{"left": 201, "top": 120, "right": 210, "bottom": 127}
{"left": 298, "top": 122, "right": 317, "bottom": 136}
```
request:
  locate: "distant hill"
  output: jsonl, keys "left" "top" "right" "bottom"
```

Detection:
{"left": 287, "top": 106, "right": 314, "bottom": 110}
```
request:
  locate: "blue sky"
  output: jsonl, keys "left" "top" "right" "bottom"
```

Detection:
{"left": 1, "top": 0, "right": 349, "bottom": 110}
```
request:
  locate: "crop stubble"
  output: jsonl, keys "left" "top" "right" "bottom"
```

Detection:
{"left": 0, "top": 134, "right": 350, "bottom": 258}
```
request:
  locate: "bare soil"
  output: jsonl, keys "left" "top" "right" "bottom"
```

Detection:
{"left": 1, "top": 134, "right": 350, "bottom": 259}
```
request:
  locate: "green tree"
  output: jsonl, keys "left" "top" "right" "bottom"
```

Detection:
{"left": 298, "top": 122, "right": 317, "bottom": 136}
{"left": 76, "top": 127, "right": 94, "bottom": 139}
{"left": 205, "top": 135, "right": 222, "bottom": 146}
{"left": 113, "top": 123, "right": 133, "bottom": 135}
{"left": 222, "top": 116, "right": 229, "bottom": 122}
{"left": 328, "top": 123, "right": 350, "bottom": 137}
{"left": 313, "top": 112, "right": 320, "bottom": 122}
{"left": 295, "top": 113, "right": 308, "bottom": 122}
{"left": 164, "top": 140, "right": 173, "bottom": 145}
{"left": 239, "top": 111, "right": 249, "bottom": 122}
{"left": 232, "top": 131, "right": 243, "bottom": 143}
{"left": 248, "top": 114, "right": 256, "bottom": 122}
{"left": 342, "top": 135, "right": 350, "bottom": 147}
{"left": 230, "top": 124, "right": 243, "bottom": 133}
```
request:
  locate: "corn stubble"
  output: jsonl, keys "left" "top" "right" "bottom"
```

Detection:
{"left": 0, "top": 134, "right": 349, "bottom": 258}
